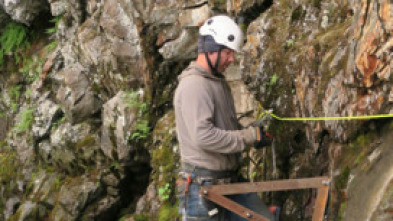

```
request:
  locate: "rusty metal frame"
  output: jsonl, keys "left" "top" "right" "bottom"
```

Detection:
{"left": 200, "top": 177, "right": 330, "bottom": 221}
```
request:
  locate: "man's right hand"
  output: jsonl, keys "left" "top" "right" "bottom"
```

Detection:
{"left": 254, "top": 126, "right": 273, "bottom": 149}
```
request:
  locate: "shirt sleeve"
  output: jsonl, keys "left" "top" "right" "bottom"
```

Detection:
{"left": 179, "top": 77, "right": 255, "bottom": 153}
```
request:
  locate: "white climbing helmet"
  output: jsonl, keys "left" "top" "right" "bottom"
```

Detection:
{"left": 199, "top": 15, "right": 244, "bottom": 52}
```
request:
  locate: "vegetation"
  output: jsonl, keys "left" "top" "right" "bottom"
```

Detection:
{"left": 158, "top": 204, "right": 180, "bottom": 221}
{"left": 14, "top": 107, "right": 35, "bottom": 133}
{"left": 158, "top": 183, "right": 171, "bottom": 201}
{"left": 44, "top": 15, "right": 62, "bottom": 54}
{"left": 132, "top": 214, "right": 149, "bottom": 221}
{"left": 9, "top": 85, "right": 22, "bottom": 112}
{"left": 19, "top": 57, "right": 43, "bottom": 83}
{"left": 0, "top": 22, "right": 30, "bottom": 66}
{"left": 46, "top": 15, "right": 62, "bottom": 35}
{"left": 124, "top": 90, "right": 150, "bottom": 142}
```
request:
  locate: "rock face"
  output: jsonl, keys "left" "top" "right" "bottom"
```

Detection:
{"left": 0, "top": 0, "right": 49, "bottom": 24}
{"left": 1, "top": 0, "right": 393, "bottom": 221}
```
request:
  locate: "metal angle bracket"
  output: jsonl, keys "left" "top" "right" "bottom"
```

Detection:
{"left": 200, "top": 177, "right": 330, "bottom": 221}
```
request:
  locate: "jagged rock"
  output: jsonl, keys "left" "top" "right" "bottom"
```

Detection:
{"left": 80, "top": 195, "right": 121, "bottom": 221}
{"left": 101, "top": 173, "right": 120, "bottom": 187}
{"left": 48, "top": 0, "right": 68, "bottom": 16}
{"left": 4, "top": 197, "right": 20, "bottom": 220}
{"left": 56, "top": 64, "right": 101, "bottom": 124}
{"left": 178, "top": 3, "right": 209, "bottom": 27}
{"left": 225, "top": 65, "right": 256, "bottom": 121}
{"left": 32, "top": 92, "right": 63, "bottom": 140}
{"left": 14, "top": 201, "right": 37, "bottom": 220}
{"left": 344, "top": 137, "right": 393, "bottom": 221}
{"left": 135, "top": 183, "right": 160, "bottom": 215}
{"left": 77, "top": 18, "right": 105, "bottom": 66}
{"left": 27, "top": 171, "right": 58, "bottom": 204}
{"left": 159, "top": 28, "right": 199, "bottom": 60}
{"left": 8, "top": 105, "right": 35, "bottom": 162}
{"left": 49, "top": 122, "right": 98, "bottom": 174}
{"left": 0, "top": 0, "right": 49, "bottom": 25}
{"left": 134, "top": 111, "right": 177, "bottom": 216}
{"left": 101, "top": 91, "right": 137, "bottom": 161}
{"left": 52, "top": 176, "right": 103, "bottom": 221}
{"left": 0, "top": 5, "right": 10, "bottom": 28}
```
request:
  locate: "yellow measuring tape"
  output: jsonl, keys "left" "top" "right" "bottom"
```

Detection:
{"left": 257, "top": 105, "right": 393, "bottom": 121}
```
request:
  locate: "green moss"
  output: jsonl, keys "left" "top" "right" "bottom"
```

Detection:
{"left": 132, "top": 214, "right": 150, "bottom": 221}
{"left": 75, "top": 135, "right": 96, "bottom": 150}
{"left": 158, "top": 204, "right": 180, "bottom": 221}
{"left": 14, "top": 107, "right": 35, "bottom": 133}
{"left": 0, "top": 150, "right": 19, "bottom": 184}
{"left": 352, "top": 133, "right": 373, "bottom": 148}
{"left": 19, "top": 56, "right": 43, "bottom": 83}
{"left": 337, "top": 201, "right": 347, "bottom": 221}
{"left": 335, "top": 166, "right": 350, "bottom": 190}
{"left": 152, "top": 144, "right": 176, "bottom": 202}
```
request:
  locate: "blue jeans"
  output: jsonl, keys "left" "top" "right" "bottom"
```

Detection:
{"left": 177, "top": 180, "right": 274, "bottom": 221}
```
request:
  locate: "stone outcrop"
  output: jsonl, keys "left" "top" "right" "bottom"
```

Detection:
{"left": 1, "top": 0, "right": 393, "bottom": 221}
{"left": 0, "top": 0, "right": 49, "bottom": 25}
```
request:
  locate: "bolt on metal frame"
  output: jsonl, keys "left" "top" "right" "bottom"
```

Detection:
{"left": 200, "top": 177, "right": 330, "bottom": 221}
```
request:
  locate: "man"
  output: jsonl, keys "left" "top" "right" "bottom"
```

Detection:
{"left": 174, "top": 15, "right": 275, "bottom": 221}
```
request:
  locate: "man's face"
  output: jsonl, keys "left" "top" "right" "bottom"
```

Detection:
{"left": 209, "top": 48, "right": 235, "bottom": 73}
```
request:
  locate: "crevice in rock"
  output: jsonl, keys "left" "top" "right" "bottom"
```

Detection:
{"left": 239, "top": 0, "right": 273, "bottom": 26}
{"left": 80, "top": 0, "right": 88, "bottom": 24}
{"left": 182, "top": 1, "right": 208, "bottom": 10}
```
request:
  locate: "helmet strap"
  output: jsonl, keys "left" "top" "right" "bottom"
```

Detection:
{"left": 203, "top": 36, "right": 223, "bottom": 78}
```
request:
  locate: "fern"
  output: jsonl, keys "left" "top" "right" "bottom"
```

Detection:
{"left": 0, "top": 22, "right": 30, "bottom": 66}
{"left": 45, "top": 40, "right": 58, "bottom": 54}
{"left": 124, "top": 90, "right": 151, "bottom": 142}
{"left": 46, "top": 15, "right": 62, "bottom": 34}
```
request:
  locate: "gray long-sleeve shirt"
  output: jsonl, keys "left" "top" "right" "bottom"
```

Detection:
{"left": 174, "top": 62, "right": 256, "bottom": 171}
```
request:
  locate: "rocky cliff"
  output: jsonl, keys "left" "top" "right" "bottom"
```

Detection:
{"left": 0, "top": 0, "right": 392, "bottom": 220}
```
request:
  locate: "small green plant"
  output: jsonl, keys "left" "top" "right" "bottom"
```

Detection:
{"left": 0, "top": 21, "right": 30, "bottom": 66}
{"left": 51, "top": 116, "right": 66, "bottom": 131}
{"left": 285, "top": 39, "right": 295, "bottom": 48}
{"left": 19, "top": 57, "right": 43, "bottom": 83}
{"left": 9, "top": 85, "right": 22, "bottom": 112}
{"left": 130, "top": 120, "right": 150, "bottom": 141}
{"left": 45, "top": 40, "right": 58, "bottom": 54}
{"left": 124, "top": 90, "right": 150, "bottom": 142}
{"left": 111, "top": 160, "right": 120, "bottom": 170}
{"left": 269, "top": 74, "right": 279, "bottom": 87}
{"left": 14, "top": 107, "right": 35, "bottom": 133}
{"left": 158, "top": 204, "right": 180, "bottom": 221}
{"left": 9, "top": 85, "right": 22, "bottom": 101}
{"left": 46, "top": 15, "right": 62, "bottom": 34}
{"left": 158, "top": 183, "right": 171, "bottom": 201}
{"left": 44, "top": 15, "right": 62, "bottom": 55}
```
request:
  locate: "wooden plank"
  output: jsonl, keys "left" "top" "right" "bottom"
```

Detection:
{"left": 200, "top": 177, "right": 330, "bottom": 221}
{"left": 203, "top": 177, "right": 329, "bottom": 195}
{"left": 201, "top": 188, "right": 270, "bottom": 221}
{"left": 312, "top": 181, "right": 330, "bottom": 221}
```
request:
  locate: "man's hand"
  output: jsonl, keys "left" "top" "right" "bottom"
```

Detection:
{"left": 254, "top": 126, "right": 273, "bottom": 149}
{"left": 251, "top": 109, "right": 274, "bottom": 130}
